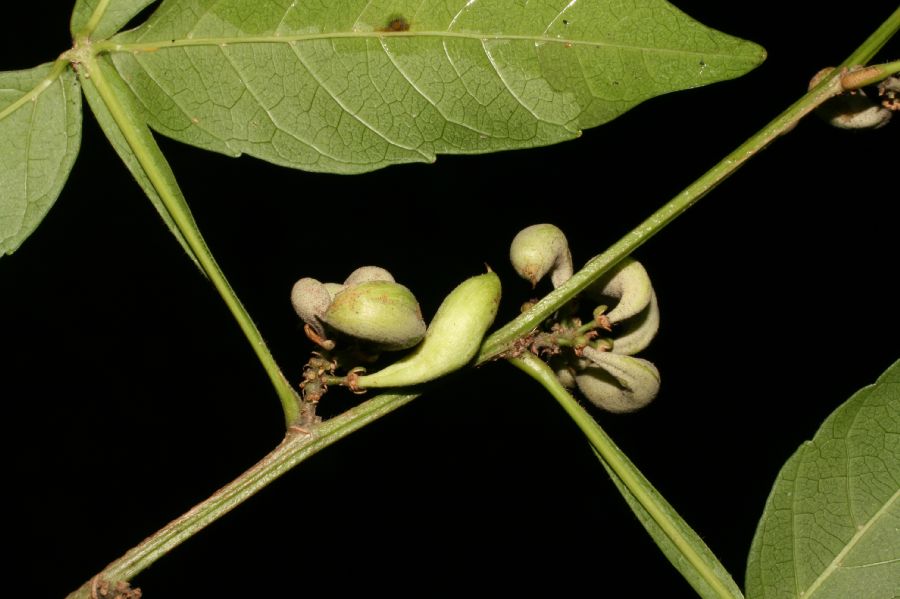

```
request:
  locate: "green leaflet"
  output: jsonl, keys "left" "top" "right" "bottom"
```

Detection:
{"left": 71, "top": 0, "right": 159, "bottom": 40}
{"left": 105, "top": 0, "right": 765, "bottom": 174}
{"left": 746, "top": 360, "right": 900, "bottom": 599}
{"left": 0, "top": 62, "right": 81, "bottom": 256}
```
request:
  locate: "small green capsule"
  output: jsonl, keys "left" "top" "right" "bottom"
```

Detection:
{"left": 611, "top": 290, "right": 660, "bottom": 356}
{"left": 586, "top": 258, "right": 653, "bottom": 324}
{"left": 291, "top": 277, "right": 332, "bottom": 337}
{"left": 510, "top": 224, "right": 573, "bottom": 288}
{"left": 576, "top": 348, "right": 660, "bottom": 413}
{"left": 324, "top": 281, "right": 426, "bottom": 351}
{"left": 323, "top": 282, "right": 346, "bottom": 302}
{"left": 343, "top": 266, "right": 395, "bottom": 287}
{"left": 356, "top": 272, "right": 502, "bottom": 389}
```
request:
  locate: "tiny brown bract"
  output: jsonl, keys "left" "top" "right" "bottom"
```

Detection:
{"left": 381, "top": 16, "right": 410, "bottom": 32}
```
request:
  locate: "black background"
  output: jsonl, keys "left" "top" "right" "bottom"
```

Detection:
{"left": 2, "top": 2, "right": 897, "bottom": 597}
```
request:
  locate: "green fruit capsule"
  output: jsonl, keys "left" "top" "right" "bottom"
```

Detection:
{"left": 324, "top": 281, "right": 426, "bottom": 351}
{"left": 291, "top": 277, "right": 332, "bottom": 337}
{"left": 343, "top": 266, "right": 395, "bottom": 287}
{"left": 355, "top": 272, "right": 502, "bottom": 389}
{"left": 576, "top": 348, "right": 660, "bottom": 413}
{"left": 586, "top": 257, "right": 653, "bottom": 324}
{"left": 611, "top": 290, "right": 660, "bottom": 356}
{"left": 510, "top": 224, "right": 573, "bottom": 288}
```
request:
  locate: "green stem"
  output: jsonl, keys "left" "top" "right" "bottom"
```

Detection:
{"left": 80, "top": 53, "right": 302, "bottom": 426}
{"left": 65, "top": 391, "right": 419, "bottom": 599}
{"left": 839, "top": 5, "right": 900, "bottom": 69}
{"left": 509, "top": 353, "right": 741, "bottom": 599}
{"left": 476, "top": 67, "right": 900, "bottom": 366}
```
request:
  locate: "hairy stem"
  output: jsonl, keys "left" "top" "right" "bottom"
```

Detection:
{"left": 79, "top": 52, "right": 302, "bottom": 426}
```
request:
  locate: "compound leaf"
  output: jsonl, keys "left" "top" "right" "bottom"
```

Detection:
{"left": 107, "top": 0, "right": 765, "bottom": 174}
{"left": 746, "top": 360, "right": 900, "bottom": 599}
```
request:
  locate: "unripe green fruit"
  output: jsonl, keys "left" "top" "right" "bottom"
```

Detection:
{"left": 510, "top": 224, "right": 573, "bottom": 288}
{"left": 343, "top": 266, "right": 395, "bottom": 287}
{"left": 324, "top": 281, "right": 426, "bottom": 351}
{"left": 291, "top": 277, "right": 331, "bottom": 337}
{"left": 587, "top": 257, "right": 653, "bottom": 324}
{"left": 576, "top": 348, "right": 660, "bottom": 413}
{"left": 356, "top": 272, "right": 502, "bottom": 389}
{"left": 323, "top": 282, "right": 346, "bottom": 301}
{"left": 611, "top": 290, "right": 660, "bottom": 356}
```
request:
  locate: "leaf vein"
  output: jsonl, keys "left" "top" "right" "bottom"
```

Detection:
{"left": 481, "top": 40, "right": 542, "bottom": 122}
{"left": 287, "top": 41, "right": 412, "bottom": 163}
{"left": 378, "top": 38, "right": 488, "bottom": 138}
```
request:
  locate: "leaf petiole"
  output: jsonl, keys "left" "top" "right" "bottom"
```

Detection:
{"left": 77, "top": 51, "right": 303, "bottom": 426}
{"left": 509, "top": 352, "right": 744, "bottom": 599}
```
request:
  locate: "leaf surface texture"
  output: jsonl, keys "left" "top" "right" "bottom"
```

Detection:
{"left": 108, "top": 0, "right": 765, "bottom": 173}
{"left": 746, "top": 360, "right": 900, "bottom": 598}
{"left": 0, "top": 63, "right": 81, "bottom": 255}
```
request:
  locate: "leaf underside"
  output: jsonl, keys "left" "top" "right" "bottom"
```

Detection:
{"left": 71, "top": 0, "right": 159, "bottom": 40}
{"left": 108, "top": 0, "right": 765, "bottom": 174}
{"left": 746, "top": 360, "right": 900, "bottom": 599}
{"left": 0, "top": 64, "right": 81, "bottom": 256}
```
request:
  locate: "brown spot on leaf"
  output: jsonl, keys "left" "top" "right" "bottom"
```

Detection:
{"left": 380, "top": 16, "right": 410, "bottom": 32}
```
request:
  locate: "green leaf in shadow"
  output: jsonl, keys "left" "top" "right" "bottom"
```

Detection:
{"left": 0, "top": 62, "right": 81, "bottom": 256}
{"left": 103, "top": 0, "right": 765, "bottom": 173}
{"left": 746, "top": 359, "right": 900, "bottom": 599}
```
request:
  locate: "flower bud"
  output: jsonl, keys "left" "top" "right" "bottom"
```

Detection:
{"left": 510, "top": 224, "right": 573, "bottom": 288}
{"left": 324, "top": 281, "right": 426, "bottom": 350}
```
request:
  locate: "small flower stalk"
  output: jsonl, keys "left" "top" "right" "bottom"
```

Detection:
{"left": 511, "top": 225, "right": 661, "bottom": 413}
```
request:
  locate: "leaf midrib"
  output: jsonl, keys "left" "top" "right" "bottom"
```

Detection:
{"left": 802, "top": 486, "right": 900, "bottom": 597}
{"left": 97, "top": 30, "right": 753, "bottom": 60}
{"left": 0, "top": 61, "right": 69, "bottom": 122}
